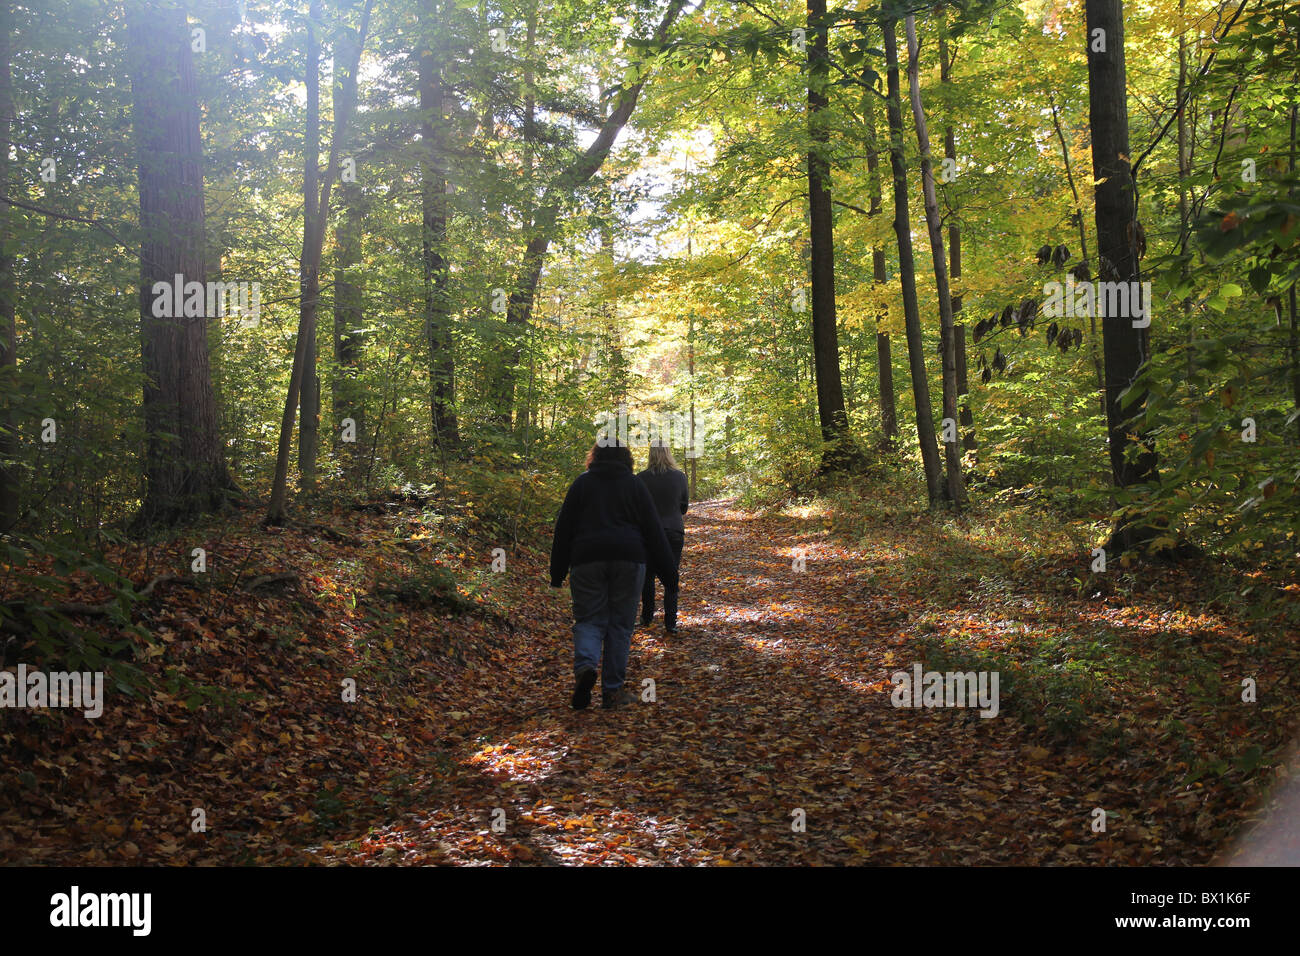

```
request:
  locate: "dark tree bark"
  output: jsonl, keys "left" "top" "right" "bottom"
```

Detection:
{"left": 939, "top": 28, "right": 975, "bottom": 456}
{"left": 1288, "top": 54, "right": 1299, "bottom": 438}
{"left": 298, "top": 0, "right": 322, "bottom": 490}
{"left": 1176, "top": 0, "right": 1194, "bottom": 427}
{"left": 907, "top": 14, "right": 965, "bottom": 507}
{"left": 516, "top": 0, "right": 538, "bottom": 435}
{"left": 883, "top": 15, "right": 943, "bottom": 506}
{"left": 127, "top": 0, "right": 233, "bottom": 526}
{"left": 1084, "top": 0, "right": 1160, "bottom": 551}
{"left": 863, "top": 74, "right": 898, "bottom": 449}
{"left": 332, "top": 181, "right": 365, "bottom": 464}
{"left": 0, "top": 1, "right": 17, "bottom": 531}
{"left": 420, "top": 0, "right": 458, "bottom": 446}
{"left": 806, "top": 0, "right": 863, "bottom": 470}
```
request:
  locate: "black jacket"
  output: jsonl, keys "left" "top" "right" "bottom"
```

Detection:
{"left": 637, "top": 467, "right": 689, "bottom": 534}
{"left": 550, "top": 461, "right": 679, "bottom": 590}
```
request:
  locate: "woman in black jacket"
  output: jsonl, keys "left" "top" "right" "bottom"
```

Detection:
{"left": 550, "top": 441, "right": 678, "bottom": 711}
{"left": 637, "top": 444, "right": 689, "bottom": 634}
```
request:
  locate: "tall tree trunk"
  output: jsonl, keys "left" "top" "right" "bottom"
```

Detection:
{"left": 1176, "top": 0, "right": 1195, "bottom": 426}
{"left": 127, "top": 0, "right": 232, "bottom": 527}
{"left": 806, "top": 0, "right": 861, "bottom": 470}
{"left": 333, "top": 181, "right": 365, "bottom": 465}
{"left": 420, "top": 0, "right": 458, "bottom": 446}
{"left": 492, "top": 0, "right": 688, "bottom": 428}
{"left": 939, "top": 28, "right": 975, "bottom": 456}
{"left": 1084, "top": 0, "right": 1160, "bottom": 552}
{"left": 268, "top": 0, "right": 373, "bottom": 524}
{"left": 298, "top": 0, "right": 322, "bottom": 491}
{"left": 0, "top": 1, "right": 17, "bottom": 531}
{"left": 883, "top": 16, "right": 943, "bottom": 506}
{"left": 864, "top": 74, "right": 898, "bottom": 449}
{"left": 1288, "top": 57, "right": 1299, "bottom": 438}
{"left": 517, "top": 0, "right": 538, "bottom": 435}
{"left": 906, "top": 14, "right": 964, "bottom": 507}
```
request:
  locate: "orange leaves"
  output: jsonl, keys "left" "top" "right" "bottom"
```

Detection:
{"left": 6, "top": 494, "right": 1295, "bottom": 869}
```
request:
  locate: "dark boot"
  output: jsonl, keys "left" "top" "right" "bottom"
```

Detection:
{"left": 602, "top": 687, "right": 633, "bottom": 710}
{"left": 571, "top": 667, "right": 597, "bottom": 710}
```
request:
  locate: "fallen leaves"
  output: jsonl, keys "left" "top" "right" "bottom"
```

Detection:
{"left": 2, "top": 496, "right": 1296, "bottom": 867}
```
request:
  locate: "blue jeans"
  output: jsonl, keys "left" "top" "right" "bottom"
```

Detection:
{"left": 570, "top": 560, "right": 645, "bottom": 693}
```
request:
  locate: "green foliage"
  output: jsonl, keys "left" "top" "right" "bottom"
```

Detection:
{"left": 373, "top": 557, "right": 491, "bottom": 617}
{"left": 0, "top": 0, "right": 1296, "bottom": 591}
{"left": 919, "top": 629, "right": 1111, "bottom": 740}
{"left": 0, "top": 533, "right": 149, "bottom": 694}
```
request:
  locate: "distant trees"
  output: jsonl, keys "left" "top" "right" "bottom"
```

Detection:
{"left": 0, "top": 0, "right": 1292, "bottom": 556}
{"left": 490, "top": 0, "right": 691, "bottom": 430}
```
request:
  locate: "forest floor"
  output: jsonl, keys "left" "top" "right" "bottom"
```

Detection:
{"left": 3, "top": 494, "right": 1298, "bottom": 865}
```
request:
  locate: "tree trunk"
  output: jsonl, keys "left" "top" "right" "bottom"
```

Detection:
{"left": 1288, "top": 57, "right": 1299, "bottom": 438}
{"left": 517, "top": 0, "right": 538, "bottom": 436}
{"left": 127, "top": 0, "right": 233, "bottom": 527}
{"left": 806, "top": 0, "right": 861, "bottom": 470}
{"left": 1084, "top": 0, "right": 1160, "bottom": 551}
{"left": 420, "top": 0, "right": 458, "bottom": 447}
{"left": 906, "top": 14, "right": 964, "bottom": 507}
{"left": 883, "top": 16, "right": 943, "bottom": 506}
{"left": 1176, "top": 0, "right": 1195, "bottom": 426}
{"left": 332, "top": 181, "right": 365, "bottom": 466}
{"left": 0, "top": 1, "right": 17, "bottom": 531}
{"left": 268, "top": 0, "right": 372, "bottom": 524}
{"left": 939, "top": 29, "right": 975, "bottom": 456}
{"left": 864, "top": 84, "right": 898, "bottom": 449}
{"left": 298, "top": 0, "right": 322, "bottom": 491}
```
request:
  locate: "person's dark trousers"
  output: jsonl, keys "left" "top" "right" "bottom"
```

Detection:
{"left": 641, "top": 529, "right": 685, "bottom": 628}
{"left": 570, "top": 560, "right": 645, "bottom": 693}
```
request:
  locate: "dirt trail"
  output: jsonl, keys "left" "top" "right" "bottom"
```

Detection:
{"left": 316, "top": 498, "right": 1217, "bottom": 866}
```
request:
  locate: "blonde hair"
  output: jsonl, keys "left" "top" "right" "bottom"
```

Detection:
{"left": 647, "top": 443, "right": 678, "bottom": 473}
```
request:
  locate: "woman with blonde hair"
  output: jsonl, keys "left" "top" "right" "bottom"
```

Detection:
{"left": 637, "top": 442, "right": 689, "bottom": 634}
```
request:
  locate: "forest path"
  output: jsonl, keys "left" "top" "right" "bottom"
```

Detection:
{"left": 313, "top": 497, "right": 1213, "bottom": 865}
